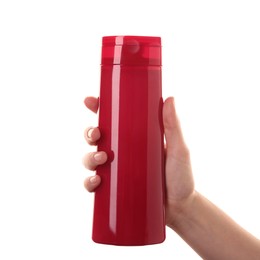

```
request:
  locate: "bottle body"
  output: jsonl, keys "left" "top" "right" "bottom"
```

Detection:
{"left": 92, "top": 36, "right": 165, "bottom": 246}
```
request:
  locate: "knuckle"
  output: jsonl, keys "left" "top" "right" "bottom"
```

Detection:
{"left": 84, "top": 178, "right": 94, "bottom": 192}
{"left": 82, "top": 152, "right": 96, "bottom": 170}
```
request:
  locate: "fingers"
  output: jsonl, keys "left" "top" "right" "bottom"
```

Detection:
{"left": 84, "top": 127, "right": 101, "bottom": 145}
{"left": 84, "top": 175, "right": 101, "bottom": 192}
{"left": 163, "top": 97, "right": 190, "bottom": 161}
{"left": 82, "top": 151, "right": 108, "bottom": 171}
{"left": 82, "top": 151, "right": 107, "bottom": 192}
{"left": 84, "top": 96, "right": 99, "bottom": 113}
{"left": 84, "top": 96, "right": 102, "bottom": 192}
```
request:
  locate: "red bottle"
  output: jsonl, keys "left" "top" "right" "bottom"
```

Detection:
{"left": 92, "top": 36, "right": 165, "bottom": 246}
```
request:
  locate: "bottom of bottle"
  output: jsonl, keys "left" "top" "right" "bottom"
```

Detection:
{"left": 92, "top": 236, "right": 166, "bottom": 246}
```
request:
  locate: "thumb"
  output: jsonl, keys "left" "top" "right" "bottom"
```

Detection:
{"left": 163, "top": 97, "right": 189, "bottom": 160}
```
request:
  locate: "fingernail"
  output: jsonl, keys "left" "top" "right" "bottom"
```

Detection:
{"left": 94, "top": 152, "right": 102, "bottom": 162}
{"left": 87, "top": 128, "right": 94, "bottom": 138}
{"left": 89, "top": 176, "right": 97, "bottom": 184}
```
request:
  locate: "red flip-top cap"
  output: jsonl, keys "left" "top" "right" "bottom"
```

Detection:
{"left": 101, "top": 36, "right": 161, "bottom": 66}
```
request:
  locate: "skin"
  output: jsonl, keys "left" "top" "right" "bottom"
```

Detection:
{"left": 83, "top": 96, "right": 260, "bottom": 259}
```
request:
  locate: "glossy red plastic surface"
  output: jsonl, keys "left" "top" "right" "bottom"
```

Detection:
{"left": 92, "top": 36, "right": 165, "bottom": 246}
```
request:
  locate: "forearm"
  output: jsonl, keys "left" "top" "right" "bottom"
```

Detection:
{"left": 168, "top": 191, "right": 260, "bottom": 260}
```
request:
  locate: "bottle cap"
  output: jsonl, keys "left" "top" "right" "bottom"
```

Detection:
{"left": 101, "top": 36, "right": 161, "bottom": 66}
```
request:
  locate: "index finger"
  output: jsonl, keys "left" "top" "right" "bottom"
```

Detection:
{"left": 84, "top": 97, "right": 99, "bottom": 113}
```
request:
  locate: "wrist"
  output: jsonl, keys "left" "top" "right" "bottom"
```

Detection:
{"left": 166, "top": 190, "right": 198, "bottom": 230}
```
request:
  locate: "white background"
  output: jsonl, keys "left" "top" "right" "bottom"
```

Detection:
{"left": 0, "top": 0, "right": 260, "bottom": 259}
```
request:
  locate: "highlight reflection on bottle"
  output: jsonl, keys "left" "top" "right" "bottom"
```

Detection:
{"left": 92, "top": 36, "right": 165, "bottom": 246}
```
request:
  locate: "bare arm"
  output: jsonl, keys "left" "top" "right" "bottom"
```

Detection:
{"left": 168, "top": 191, "right": 260, "bottom": 260}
